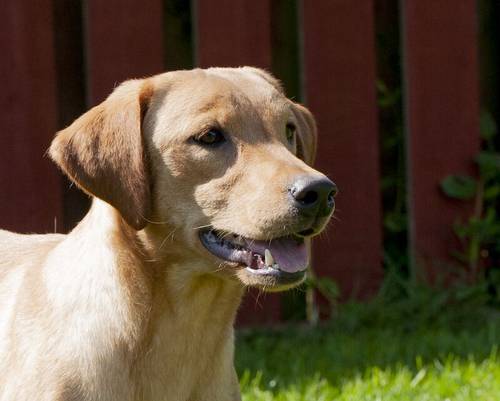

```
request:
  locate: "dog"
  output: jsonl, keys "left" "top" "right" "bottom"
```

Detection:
{"left": 0, "top": 67, "right": 336, "bottom": 401}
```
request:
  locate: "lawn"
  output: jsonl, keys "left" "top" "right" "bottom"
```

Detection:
{"left": 235, "top": 296, "right": 500, "bottom": 400}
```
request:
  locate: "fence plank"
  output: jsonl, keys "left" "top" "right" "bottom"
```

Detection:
{"left": 402, "top": 1, "right": 480, "bottom": 279}
{"left": 0, "top": 1, "right": 63, "bottom": 233}
{"left": 302, "top": 0, "right": 383, "bottom": 301}
{"left": 85, "top": 0, "right": 164, "bottom": 106}
{"left": 195, "top": 0, "right": 271, "bottom": 68}
{"left": 195, "top": 0, "right": 280, "bottom": 325}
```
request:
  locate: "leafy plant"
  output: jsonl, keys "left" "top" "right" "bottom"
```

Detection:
{"left": 377, "top": 80, "right": 409, "bottom": 278}
{"left": 303, "top": 274, "right": 340, "bottom": 325}
{"left": 440, "top": 111, "right": 500, "bottom": 292}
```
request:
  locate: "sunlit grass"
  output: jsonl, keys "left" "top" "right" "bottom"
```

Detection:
{"left": 236, "top": 300, "right": 500, "bottom": 400}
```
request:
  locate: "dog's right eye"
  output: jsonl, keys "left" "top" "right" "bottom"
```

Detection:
{"left": 193, "top": 129, "right": 226, "bottom": 146}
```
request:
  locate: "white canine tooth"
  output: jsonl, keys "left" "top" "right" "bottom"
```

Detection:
{"left": 264, "top": 249, "right": 274, "bottom": 266}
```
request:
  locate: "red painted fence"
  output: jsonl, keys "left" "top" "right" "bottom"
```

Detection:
{"left": 402, "top": 0, "right": 480, "bottom": 280}
{"left": 0, "top": 0, "right": 481, "bottom": 323}
{"left": 303, "top": 0, "right": 383, "bottom": 300}
{"left": 1, "top": 1, "right": 62, "bottom": 234}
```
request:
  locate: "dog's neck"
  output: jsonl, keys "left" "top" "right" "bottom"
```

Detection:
{"left": 75, "top": 200, "right": 243, "bottom": 386}
{"left": 78, "top": 198, "right": 244, "bottom": 327}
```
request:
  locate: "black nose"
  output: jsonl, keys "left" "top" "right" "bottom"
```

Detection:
{"left": 289, "top": 176, "right": 337, "bottom": 217}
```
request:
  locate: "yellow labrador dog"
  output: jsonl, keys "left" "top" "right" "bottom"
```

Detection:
{"left": 0, "top": 67, "right": 336, "bottom": 401}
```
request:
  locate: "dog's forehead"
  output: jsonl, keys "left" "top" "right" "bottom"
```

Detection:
{"left": 205, "top": 68, "right": 281, "bottom": 98}
{"left": 163, "top": 69, "right": 290, "bottom": 117}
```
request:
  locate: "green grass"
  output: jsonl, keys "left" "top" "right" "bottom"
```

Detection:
{"left": 235, "top": 299, "right": 500, "bottom": 400}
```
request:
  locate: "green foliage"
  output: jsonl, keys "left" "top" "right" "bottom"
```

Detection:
{"left": 476, "top": 151, "right": 500, "bottom": 178}
{"left": 383, "top": 211, "right": 407, "bottom": 233}
{"left": 306, "top": 276, "right": 340, "bottom": 306}
{"left": 376, "top": 81, "right": 401, "bottom": 108}
{"left": 480, "top": 110, "right": 497, "bottom": 142}
{"left": 440, "top": 111, "right": 500, "bottom": 287}
{"left": 377, "top": 79, "right": 409, "bottom": 277}
{"left": 440, "top": 175, "right": 477, "bottom": 200}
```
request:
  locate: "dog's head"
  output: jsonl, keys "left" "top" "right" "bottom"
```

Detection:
{"left": 50, "top": 68, "right": 336, "bottom": 290}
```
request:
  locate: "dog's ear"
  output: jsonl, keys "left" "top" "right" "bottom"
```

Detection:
{"left": 49, "top": 79, "right": 154, "bottom": 230}
{"left": 291, "top": 103, "right": 318, "bottom": 166}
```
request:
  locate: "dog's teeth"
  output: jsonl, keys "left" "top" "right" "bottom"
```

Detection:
{"left": 264, "top": 249, "right": 274, "bottom": 266}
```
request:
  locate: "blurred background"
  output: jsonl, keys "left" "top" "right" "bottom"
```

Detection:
{"left": 3, "top": 1, "right": 500, "bottom": 399}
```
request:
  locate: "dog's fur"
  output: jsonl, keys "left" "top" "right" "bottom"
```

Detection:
{"left": 0, "top": 67, "right": 331, "bottom": 401}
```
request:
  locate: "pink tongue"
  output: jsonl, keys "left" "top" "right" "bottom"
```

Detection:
{"left": 246, "top": 238, "right": 309, "bottom": 273}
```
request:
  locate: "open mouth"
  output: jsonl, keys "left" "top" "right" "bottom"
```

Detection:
{"left": 199, "top": 229, "right": 309, "bottom": 282}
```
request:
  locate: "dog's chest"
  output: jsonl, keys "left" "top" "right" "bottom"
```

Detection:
{"left": 127, "top": 263, "right": 242, "bottom": 401}
{"left": 135, "top": 313, "right": 236, "bottom": 401}
{"left": 39, "top": 217, "right": 240, "bottom": 401}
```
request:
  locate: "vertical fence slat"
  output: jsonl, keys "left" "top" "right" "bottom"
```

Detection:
{"left": 85, "top": 0, "right": 164, "bottom": 106}
{"left": 195, "top": 0, "right": 280, "bottom": 325}
{"left": 0, "top": 1, "right": 63, "bottom": 233}
{"left": 196, "top": 0, "right": 271, "bottom": 69}
{"left": 302, "top": 0, "right": 383, "bottom": 301}
{"left": 402, "top": 1, "right": 480, "bottom": 279}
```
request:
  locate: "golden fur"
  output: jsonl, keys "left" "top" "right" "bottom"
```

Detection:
{"left": 0, "top": 67, "right": 332, "bottom": 401}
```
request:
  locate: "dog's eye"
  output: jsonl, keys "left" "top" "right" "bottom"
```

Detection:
{"left": 194, "top": 129, "right": 226, "bottom": 146}
{"left": 286, "top": 123, "right": 296, "bottom": 144}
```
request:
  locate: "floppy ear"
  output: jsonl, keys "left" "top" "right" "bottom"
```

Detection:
{"left": 49, "top": 79, "right": 154, "bottom": 230}
{"left": 291, "top": 103, "right": 318, "bottom": 166}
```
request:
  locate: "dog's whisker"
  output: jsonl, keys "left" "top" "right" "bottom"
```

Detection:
{"left": 218, "top": 229, "right": 233, "bottom": 239}
{"left": 212, "top": 262, "right": 226, "bottom": 274}
{"left": 138, "top": 213, "right": 170, "bottom": 225}
{"left": 253, "top": 289, "right": 263, "bottom": 309}
{"left": 159, "top": 228, "right": 177, "bottom": 250}
{"left": 191, "top": 224, "right": 212, "bottom": 230}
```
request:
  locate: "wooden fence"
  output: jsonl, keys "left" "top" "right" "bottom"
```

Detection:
{"left": 0, "top": 0, "right": 480, "bottom": 324}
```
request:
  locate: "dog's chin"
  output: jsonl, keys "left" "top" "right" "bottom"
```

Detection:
{"left": 235, "top": 267, "right": 307, "bottom": 292}
{"left": 198, "top": 229, "right": 309, "bottom": 291}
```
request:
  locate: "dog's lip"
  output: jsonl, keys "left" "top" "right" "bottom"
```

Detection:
{"left": 198, "top": 229, "right": 309, "bottom": 274}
